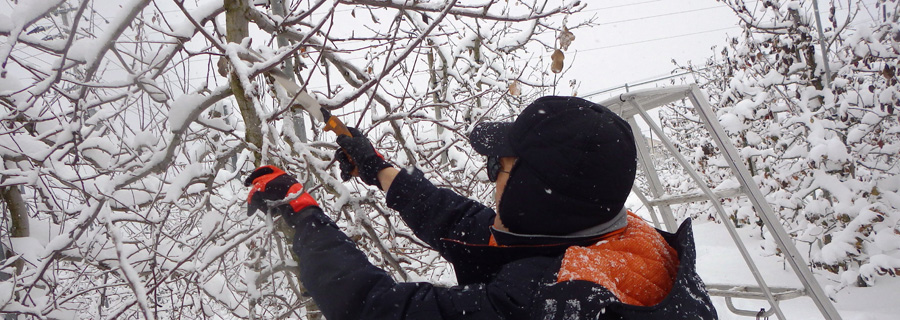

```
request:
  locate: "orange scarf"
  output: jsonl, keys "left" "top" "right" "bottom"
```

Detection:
{"left": 557, "top": 212, "right": 679, "bottom": 306}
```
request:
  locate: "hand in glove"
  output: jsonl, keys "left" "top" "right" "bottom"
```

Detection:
{"left": 334, "top": 127, "right": 392, "bottom": 189}
{"left": 244, "top": 165, "right": 318, "bottom": 225}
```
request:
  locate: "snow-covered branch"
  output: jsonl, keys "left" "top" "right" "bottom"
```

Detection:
{"left": 340, "top": 0, "right": 585, "bottom": 22}
{"left": 0, "top": 0, "right": 583, "bottom": 317}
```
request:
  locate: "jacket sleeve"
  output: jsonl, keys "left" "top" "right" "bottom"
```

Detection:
{"left": 384, "top": 168, "right": 495, "bottom": 248}
{"left": 291, "top": 207, "right": 536, "bottom": 320}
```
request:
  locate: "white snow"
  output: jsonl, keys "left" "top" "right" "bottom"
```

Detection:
{"left": 106, "top": 220, "right": 153, "bottom": 319}
{"left": 497, "top": 20, "right": 537, "bottom": 52}
{"left": 0, "top": 0, "right": 65, "bottom": 73}
{"left": 168, "top": 92, "right": 211, "bottom": 132}
{"left": 718, "top": 113, "right": 748, "bottom": 134}
{"left": 202, "top": 274, "right": 240, "bottom": 310}
{"left": 691, "top": 218, "right": 900, "bottom": 319}
{"left": 201, "top": 211, "right": 224, "bottom": 238}
{"left": 0, "top": 280, "right": 12, "bottom": 310}
{"left": 162, "top": 163, "right": 206, "bottom": 202}
{"left": 0, "top": 12, "right": 11, "bottom": 33}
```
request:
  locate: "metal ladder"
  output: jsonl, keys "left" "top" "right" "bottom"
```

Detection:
{"left": 592, "top": 84, "right": 842, "bottom": 320}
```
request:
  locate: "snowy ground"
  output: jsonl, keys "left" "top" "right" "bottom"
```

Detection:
{"left": 689, "top": 219, "right": 900, "bottom": 320}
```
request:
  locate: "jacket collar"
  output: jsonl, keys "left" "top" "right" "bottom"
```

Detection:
{"left": 489, "top": 208, "right": 628, "bottom": 247}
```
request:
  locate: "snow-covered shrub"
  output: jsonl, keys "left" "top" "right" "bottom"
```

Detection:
{"left": 667, "top": 0, "right": 900, "bottom": 287}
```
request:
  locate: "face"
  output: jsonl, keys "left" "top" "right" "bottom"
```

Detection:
{"left": 492, "top": 157, "right": 516, "bottom": 232}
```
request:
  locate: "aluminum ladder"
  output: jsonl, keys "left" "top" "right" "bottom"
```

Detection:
{"left": 592, "top": 84, "right": 842, "bottom": 320}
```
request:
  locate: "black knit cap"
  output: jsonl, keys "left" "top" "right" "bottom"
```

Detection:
{"left": 469, "top": 96, "right": 637, "bottom": 236}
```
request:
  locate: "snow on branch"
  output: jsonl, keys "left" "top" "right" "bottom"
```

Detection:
{"left": 673, "top": 0, "right": 900, "bottom": 290}
{"left": 1, "top": 0, "right": 587, "bottom": 317}
{"left": 340, "top": 0, "right": 585, "bottom": 22}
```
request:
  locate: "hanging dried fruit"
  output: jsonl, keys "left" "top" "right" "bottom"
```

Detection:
{"left": 551, "top": 49, "right": 564, "bottom": 73}
{"left": 558, "top": 25, "right": 575, "bottom": 51}
{"left": 509, "top": 80, "right": 521, "bottom": 96}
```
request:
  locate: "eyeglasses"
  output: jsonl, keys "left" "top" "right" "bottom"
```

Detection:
{"left": 487, "top": 156, "right": 502, "bottom": 182}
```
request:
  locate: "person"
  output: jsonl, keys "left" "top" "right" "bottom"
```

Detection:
{"left": 244, "top": 96, "right": 717, "bottom": 319}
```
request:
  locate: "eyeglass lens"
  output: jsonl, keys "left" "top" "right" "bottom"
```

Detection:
{"left": 487, "top": 156, "right": 500, "bottom": 182}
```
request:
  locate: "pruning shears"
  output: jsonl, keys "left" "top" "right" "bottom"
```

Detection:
{"left": 268, "top": 70, "right": 353, "bottom": 138}
{"left": 244, "top": 48, "right": 352, "bottom": 138}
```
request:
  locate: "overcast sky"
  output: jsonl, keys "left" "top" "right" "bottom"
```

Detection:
{"left": 0, "top": 0, "right": 742, "bottom": 108}
{"left": 566, "top": 0, "right": 741, "bottom": 100}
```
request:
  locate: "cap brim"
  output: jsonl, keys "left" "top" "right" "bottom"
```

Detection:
{"left": 469, "top": 122, "right": 516, "bottom": 157}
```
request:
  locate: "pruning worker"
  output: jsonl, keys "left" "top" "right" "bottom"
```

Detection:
{"left": 245, "top": 96, "right": 717, "bottom": 319}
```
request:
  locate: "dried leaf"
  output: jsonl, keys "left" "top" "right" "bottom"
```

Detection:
{"left": 217, "top": 57, "right": 229, "bottom": 77}
{"left": 509, "top": 80, "right": 521, "bottom": 96}
{"left": 882, "top": 65, "right": 895, "bottom": 80}
{"left": 551, "top": 49, "right": 564, "bottom": 73}
{"left": 558, "top": 26, "right": 575, "bottom": 51}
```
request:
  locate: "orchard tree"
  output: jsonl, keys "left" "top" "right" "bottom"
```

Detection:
{"left": 665, "top": 0, "right": 900, "bottom": 293}
{"left": 0, "top": 0, "right": 589, "bottom": 318}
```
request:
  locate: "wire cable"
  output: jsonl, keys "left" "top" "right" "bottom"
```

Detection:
{"left": 577, "top": 26, "right": 740, "bottom": 52}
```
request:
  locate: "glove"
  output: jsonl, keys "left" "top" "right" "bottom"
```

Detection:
{"left": 244, "top": 166, "right": 318, "bottom": 222}
{"left": 334, "top": 127, "right": 392, "bottom": 189}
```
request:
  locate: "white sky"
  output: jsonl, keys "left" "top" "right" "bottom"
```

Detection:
{"left": 566, "top": 0, "right": 740, "bottom": 100}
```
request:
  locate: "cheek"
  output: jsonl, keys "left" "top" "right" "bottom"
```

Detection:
{"left": 494, "top": 181, "right": 506, "bottom": 205}
{"left": 492, "top": 203, "right": 508, "bottom": 231}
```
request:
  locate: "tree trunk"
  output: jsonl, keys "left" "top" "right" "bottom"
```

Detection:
{"left": 2, "top": 185, "right": 28, "bottom": 275}
{"left": 226, "top": 0, "right": 262, "bottom": 165}
{"left": 270, "top": 0, "right": 308, "bottom": 144}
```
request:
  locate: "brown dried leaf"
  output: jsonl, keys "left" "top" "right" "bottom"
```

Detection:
{"left": 509, "top": 80, "right": 521, "bottom": 96}
{"left": 217, "top": 57, "right": 229, "bottom": 77}
{"left": 551, "top": 49, "right": 564, "bottom": 73}
{"left": 558, "top": 26, "right": 575, "bottom": 51}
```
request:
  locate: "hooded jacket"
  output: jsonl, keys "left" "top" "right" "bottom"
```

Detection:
{"left": 292, "top": 168, "right": 717, "bottom": 319}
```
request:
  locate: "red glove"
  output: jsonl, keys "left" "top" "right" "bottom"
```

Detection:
{"left": 244, "top": 166, "right": 318, "bottom": 217}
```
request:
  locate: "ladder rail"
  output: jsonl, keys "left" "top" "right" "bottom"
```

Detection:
{"left": 688, "top": 85, "right": 842, "bottom": 320}
{"left": 630, "top": 184, "right": 664, "bottom": 230}
{"left": 627, "top": 98, "right": 789, "bottom": 320}
{"left": 706, "top": 284, "right": 807, "bottom": 301}
{"left": 646, "top": 187, "right": 744, "bottom": 207}
{"left": 629, "top": 117, "right": 678, "bottom": 232}
{"left": 708, "top": 284, "right": 808, "bottom": 318}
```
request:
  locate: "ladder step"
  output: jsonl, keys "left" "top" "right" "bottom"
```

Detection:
{"left": 706, "top": 284, "right": 807, "bottom": 301}
{"left": 646, "top": 187, "right": 744, "bottom": 207}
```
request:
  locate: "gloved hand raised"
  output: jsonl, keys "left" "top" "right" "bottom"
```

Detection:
{"left": 244, "top": 165, "right": 318, "bottom": 225}
{"left": 334, "top": 127, "right": 392, "bottom": 189}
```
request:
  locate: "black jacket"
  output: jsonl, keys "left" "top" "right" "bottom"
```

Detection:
{"left": 292, "top": 168, "right": 717, "bottom": 319}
